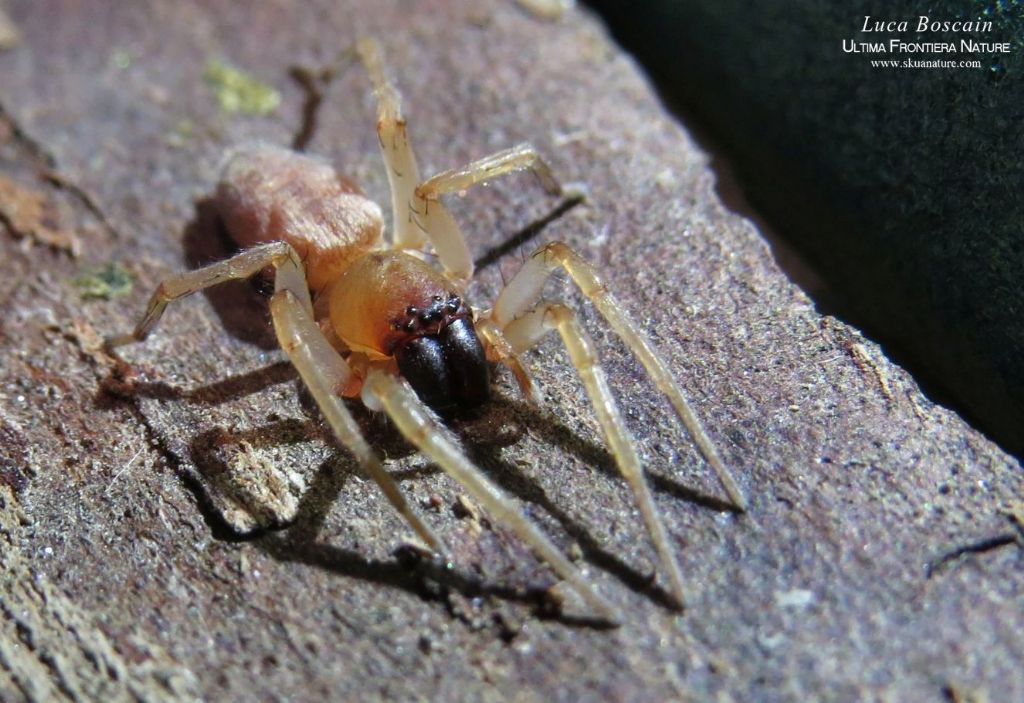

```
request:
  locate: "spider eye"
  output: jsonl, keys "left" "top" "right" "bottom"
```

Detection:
{"left": 395, "top": 318, "right": 490, "bottom": 412}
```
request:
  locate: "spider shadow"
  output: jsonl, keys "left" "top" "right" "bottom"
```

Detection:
{"left": 103, "top": 352, "right": 732, "bottom": 616}
{"left": 463, "top": 392, "right": 738, "bottom": 611}
{"left": 248, "top": 433, "right": 598, "bottom": 627}
{"left": 111, "top": 355, "right": 586, "bottom": 623}
{"left": 181, "top": 393, "right": 609, "bottom": 626}
{"left": 99, "top": 359, "right": 299, "bottom": 408}
{"left": 503, "top": 395, "right": 742, "bottom": 515}
{"left": 473, "top": 193, "right": 585, "bottom": 272}
{"left": 182, "top": 197, "right": 279, "bottom": 350}
{"left": 244, "top": 384, "right": 725, "bottom": 615}
{"left": 250, "top": 394, "right": 580, "bottom": 619}
{"left": 147, "top": 364, "right": 662, "bottom": 619}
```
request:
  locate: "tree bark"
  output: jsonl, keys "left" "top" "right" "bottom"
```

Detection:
{"left": 1, "top": 2, "right": 1021, "bottom": 701}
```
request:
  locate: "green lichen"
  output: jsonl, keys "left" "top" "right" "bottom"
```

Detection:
{"left": 165, "top": 118, "right": 195, "bottom": 148}
{"left": 204, "top": 59, "right": 281, "bottom": 115}
{"left": 109, "top": 49, "right": 131, "bottom": 70}
{"left": 72, "top": 262, "right": 133, "bottom": 300}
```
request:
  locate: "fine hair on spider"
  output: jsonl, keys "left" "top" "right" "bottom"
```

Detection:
{"left": 106, "top": 38, "right": 746, "bottom": 625}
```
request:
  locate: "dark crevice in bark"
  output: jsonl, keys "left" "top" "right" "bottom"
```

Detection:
{"left": 0, "top": 101, "right": 123, "bottom": 242}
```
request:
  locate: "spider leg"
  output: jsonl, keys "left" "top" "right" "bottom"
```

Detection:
{"left": 411, "top": 143, "right": 562, "bottom": 284}
{"left": 474, "top": 317, "right": 542, "bottom": 404}
{"left": 500, "top": 303, "right": 687, "bottom": 608}
{"left": 104, "top": 241, "right": 313, "bottom": 348}
{"left": 269, "top": 291, "right": 448, "bottom": 556}
{"left": 415, "top": 143, "right": 561, "bottom": 200}
{"left": 491, "top": 241, "right": 748, "bottom": 513}
{"left": 357, "top": 39, "right": 562, "bottom": 284}
{"left": 362, "top": 369, "right": 623, "bottom": 625}
{"left": 355, "top": 37, "right": 469, "bottom": 282}
{"left": 355, "top": 37, "right": 426, "bottom": 252}
{"left": 107, "top": 241, "right": 447, "bottom": 556}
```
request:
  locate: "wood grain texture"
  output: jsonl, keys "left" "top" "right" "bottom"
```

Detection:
{"left": 0, "top": 1, "right": 1021, "bottom": 701}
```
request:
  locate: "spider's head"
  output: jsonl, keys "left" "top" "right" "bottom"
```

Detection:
{"left": 394, "top": 316, "right": 490, "bottom": 414}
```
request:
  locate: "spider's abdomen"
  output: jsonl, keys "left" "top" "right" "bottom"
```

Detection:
{"left": 329, "top": 251, "right": 490, "bottom": 410}
{"left": 216, "top": 144, "right": 384, "bottom": 293}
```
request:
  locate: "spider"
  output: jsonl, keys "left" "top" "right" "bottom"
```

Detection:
{"left": 106, "top": 38, "right": 746, "bottom": 625}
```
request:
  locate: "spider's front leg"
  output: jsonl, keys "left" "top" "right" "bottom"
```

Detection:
{"left": 106, "top": 242, "right": 447, "bottom": 557}
{"left": 486, "top": 241, "right": 749, "bottom": 609}
{"left": 361, "top": 368, "right": 622, "bottom": 625}
{"left": 492, "top": 241, "right": 747, "bottom": 513}
{"left": 498, "top": 301, "right": 687, "bottom": 609}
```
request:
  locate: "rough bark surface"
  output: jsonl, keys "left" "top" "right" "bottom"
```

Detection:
{"left": 0, "top": 2, "right": 1021, "bottom": 701}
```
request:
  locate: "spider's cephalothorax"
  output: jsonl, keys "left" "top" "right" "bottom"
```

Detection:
{"left": 107, "top": 37, "right": 747, "bottom": 626}
{"left": 328, "top": 250, "right": 490, "bottom": 412}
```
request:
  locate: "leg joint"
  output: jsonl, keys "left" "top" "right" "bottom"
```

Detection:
{"left": 535, "top": 242, "right": 607, "bottom": 298}
{"left": 535, "top": 240, "right": 571, "bottom": 263}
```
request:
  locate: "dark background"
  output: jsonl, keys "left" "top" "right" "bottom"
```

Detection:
{"left": 588, "top": 0, "right": 1024, "bottom": 456}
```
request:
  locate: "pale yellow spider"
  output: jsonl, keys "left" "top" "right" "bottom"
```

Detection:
{"left": 107, "top": 39, "right": 745, "bottom": 624}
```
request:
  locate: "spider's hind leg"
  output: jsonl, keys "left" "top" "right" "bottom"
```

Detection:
{"left": 410, "top": 143, "right": 564, "bottom": 285}
{"left": 355, "top": 37, "right": 426, "bottom": 253}
{"left": 105, "top": 241, "right": 313, "bottom": 349}
{"left": 356, "top": 39, "right": 564, "bottom": 286}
